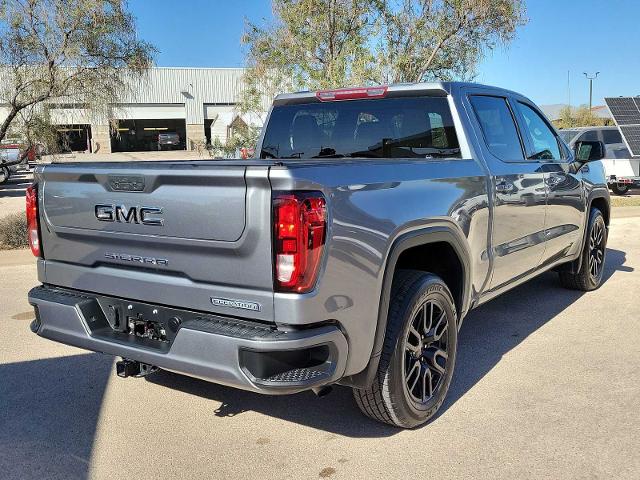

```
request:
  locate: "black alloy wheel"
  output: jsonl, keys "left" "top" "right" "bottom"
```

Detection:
{"left": 559, "top": 208, "right": 607, "bottom": 291}
{"left": 588, "top": 214, "right": 606, "bottom": 283}
{"left": 353, "top": 271, "right": 458, "bottom": 428}
{"left": 403, "top": 299, "right": 449, "bottom": 405}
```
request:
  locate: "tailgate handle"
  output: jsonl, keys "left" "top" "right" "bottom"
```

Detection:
{"left": 108, "top": 175, "right": 145, "bottom": 192}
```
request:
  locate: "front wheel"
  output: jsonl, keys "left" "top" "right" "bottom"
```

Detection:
{"left": 353, "top": 271, "right": 458, "bottom": 428}
{"left": 559, "top": 208, "right": 607, "bottom": 291}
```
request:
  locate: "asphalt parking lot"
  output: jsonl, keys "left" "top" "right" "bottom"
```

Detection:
{"left": 1, "top": 211, "right": 639, "bottom": 480}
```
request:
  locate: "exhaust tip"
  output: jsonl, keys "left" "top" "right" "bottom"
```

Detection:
{"left": 312, "top": 385, "right": 333, "bottom": 398}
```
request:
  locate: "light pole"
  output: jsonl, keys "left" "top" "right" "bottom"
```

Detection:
{"left": 583, "top": 72, "right": 600, "bottom": 111}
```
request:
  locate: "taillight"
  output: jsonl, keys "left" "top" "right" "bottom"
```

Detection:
{"left": 316, "top": 86, "right": 388, "bottom": 102}
{"left": 26, "top": 184, "right": 41, "bottom": 257}
{"left": 273, "top": 192, "right": 327, "bottom": 293}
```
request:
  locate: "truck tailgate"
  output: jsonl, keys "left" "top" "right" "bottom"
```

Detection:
{"left": 36, "top": 162, "right": 275, "bottom": 321}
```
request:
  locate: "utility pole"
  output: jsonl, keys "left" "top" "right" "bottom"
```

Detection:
{"left": 583, "top": 71, "right": 600, "bottom": 111}
{"left": 567, "top": 70, "right": 571, "bottom": 109}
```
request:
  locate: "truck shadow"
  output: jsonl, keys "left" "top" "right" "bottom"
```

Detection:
{"left": 148, "top": 247, "right": 630, "bottom": 437}
{"left": 0, "top": 353, "right": 113, "bottom": 480}
{"left": 441, "top": 247, "right": 630, "bottom": 418}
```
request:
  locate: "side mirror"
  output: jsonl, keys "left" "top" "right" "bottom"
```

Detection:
{"left": 574, "top": 140, "right": 605, "bottom": 162}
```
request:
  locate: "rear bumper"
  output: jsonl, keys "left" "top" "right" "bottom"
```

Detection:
{"left": 28, "top": 285, "right": 348, "bottom": 394}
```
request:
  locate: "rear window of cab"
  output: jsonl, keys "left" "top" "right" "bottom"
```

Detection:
{"left": 260, "top": 97, "right": 461, "bottom": 160}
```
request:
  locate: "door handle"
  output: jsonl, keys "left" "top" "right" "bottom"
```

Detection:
{"left": 495, "top": 181, "right": 515, "bottom": 193}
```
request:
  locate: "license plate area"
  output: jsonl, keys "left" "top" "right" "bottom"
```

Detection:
{"left": 94, "top": 297, "right": 185, "bottom": 347}
{"left": 80, "top": 296, "right": 199, "bottom": 351}
{"left": 126, "top": 316, "right": 168, "bottom": 343}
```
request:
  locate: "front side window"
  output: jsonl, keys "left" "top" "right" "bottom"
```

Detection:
{"left": 469, "top": 95, "right": 524, "bottom": 161}
{"left": 260, "top": 97, "right": 461, "bottom": 159}
{"left": 517, "top": 102, "right": 562, "bottom": 160}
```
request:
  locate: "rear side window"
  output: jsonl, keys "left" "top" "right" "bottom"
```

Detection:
{"left": 469, "top": 96, "right": 524, "bottom": 161}
{"left": 602, "top": 129, "right": 623, "bottom": 144}
{"left": 517, "top": 102, "right": 562, "bottom": 160}
{"left": 260, "top": 97, "right": 461, "bottom": 159}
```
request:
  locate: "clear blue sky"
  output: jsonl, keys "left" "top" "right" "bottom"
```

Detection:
{"left": 131, "top": 0, "right": 639, "bottom": 107}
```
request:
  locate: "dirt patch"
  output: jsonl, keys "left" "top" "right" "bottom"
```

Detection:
{"left": 319, "top": 467, "right": 336, "bottom": 478}
{"left": 611, "top": 195, "right": 640, "bottom": 207}
{"left": 11, "top": 311, "right": 34, "bottom": 320}
{"left": 0, "top": 212, "right": 27, "bottom": 249}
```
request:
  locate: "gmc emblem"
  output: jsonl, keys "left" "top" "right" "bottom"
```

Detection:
{"left": 95, "top": 204, "right": 164, "bottom": 226}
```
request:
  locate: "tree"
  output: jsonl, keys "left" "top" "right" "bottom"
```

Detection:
{"left": 239, "top": 0, "right": 377, "bottom": 123}
{"left": 375, "top": 0, "right": 527, "bottom": 83}
{"left": 557, "top": 105, "right": 575, "bottom": 129}
{"left": 241, "top": 0, "right": 527, "bottom": 111}
{"left": 0, "top": 0, "right": 154, "bottom": 163}
{"left": 555, "top": 105, "right": 611, "bottom": 129}
{"left": 243, "top": 0, "right": 375, "bottom": 93}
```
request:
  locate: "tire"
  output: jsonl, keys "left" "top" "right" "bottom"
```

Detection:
{"left": 559, "top": 208, "right": 607, "bottom": 291}
{"left": 353, "top": 271, "right": 458, "bottom": 428}
{"left": 0, "top": 166, "right": 9, "bottom": 185}
{"left": 611, "top": 184, "right": 630, "bottom": 195}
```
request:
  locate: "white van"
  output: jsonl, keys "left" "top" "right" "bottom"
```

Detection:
{"left": 559, "top": 126, "right": 639, "bottom": 195}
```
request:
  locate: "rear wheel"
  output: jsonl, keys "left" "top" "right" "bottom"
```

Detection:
{"left": 353, "top": 271, "right": 458, "bottom": 428}
{"left": 611, "top": 183, "right": 630, "bottom": 195}
{"left": 559, "top": 208, "right": 607, "bottom": 291}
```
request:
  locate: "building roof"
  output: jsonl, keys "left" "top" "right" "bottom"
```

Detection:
{"left": 216, "top": 111, "right": 266, "bottom": 128}
{"left": 539, "top": 104, "right": 611, "bottom": 121}
{"left": 591, "top": 105, "right": 611, "bottom": 119}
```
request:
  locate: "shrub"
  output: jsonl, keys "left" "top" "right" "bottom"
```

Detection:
{"left": 0, "top": 212, "right": 28, "bottom": 249}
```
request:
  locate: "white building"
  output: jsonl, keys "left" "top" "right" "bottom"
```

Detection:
{"left": 1, "top": 67, "right": 267, "bottom": 154}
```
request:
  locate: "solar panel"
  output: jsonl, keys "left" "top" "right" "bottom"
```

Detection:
{"left": 619, "top": 125, "right": 640, "bottom": 157}
{"left": 605, "top": 97, "right": 640, "bottom": 125}
{"left": 605, "top": 97, "right": 640, "bottom": 157}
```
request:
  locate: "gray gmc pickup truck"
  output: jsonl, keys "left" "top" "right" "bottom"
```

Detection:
{"left": 27, "top": 82, "right": 610, "bottom": 428}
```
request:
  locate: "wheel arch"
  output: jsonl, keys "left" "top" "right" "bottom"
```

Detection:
{"left": 560, "top": 190, "right": 610, "bottom": 276}
{"left": 340, "top": 223, "right": 472, "bottom": 389}
{"left": 589, "top": 193, "right": 610, "bottom": 226}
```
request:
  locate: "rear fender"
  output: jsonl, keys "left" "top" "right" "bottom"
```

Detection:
{"left": 340, "top": 224, "right": 472, "bottom": 389}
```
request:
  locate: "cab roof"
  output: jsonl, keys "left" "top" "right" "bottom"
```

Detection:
{"left": 273, "top": 81, "right": 523, "bottom": 105}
